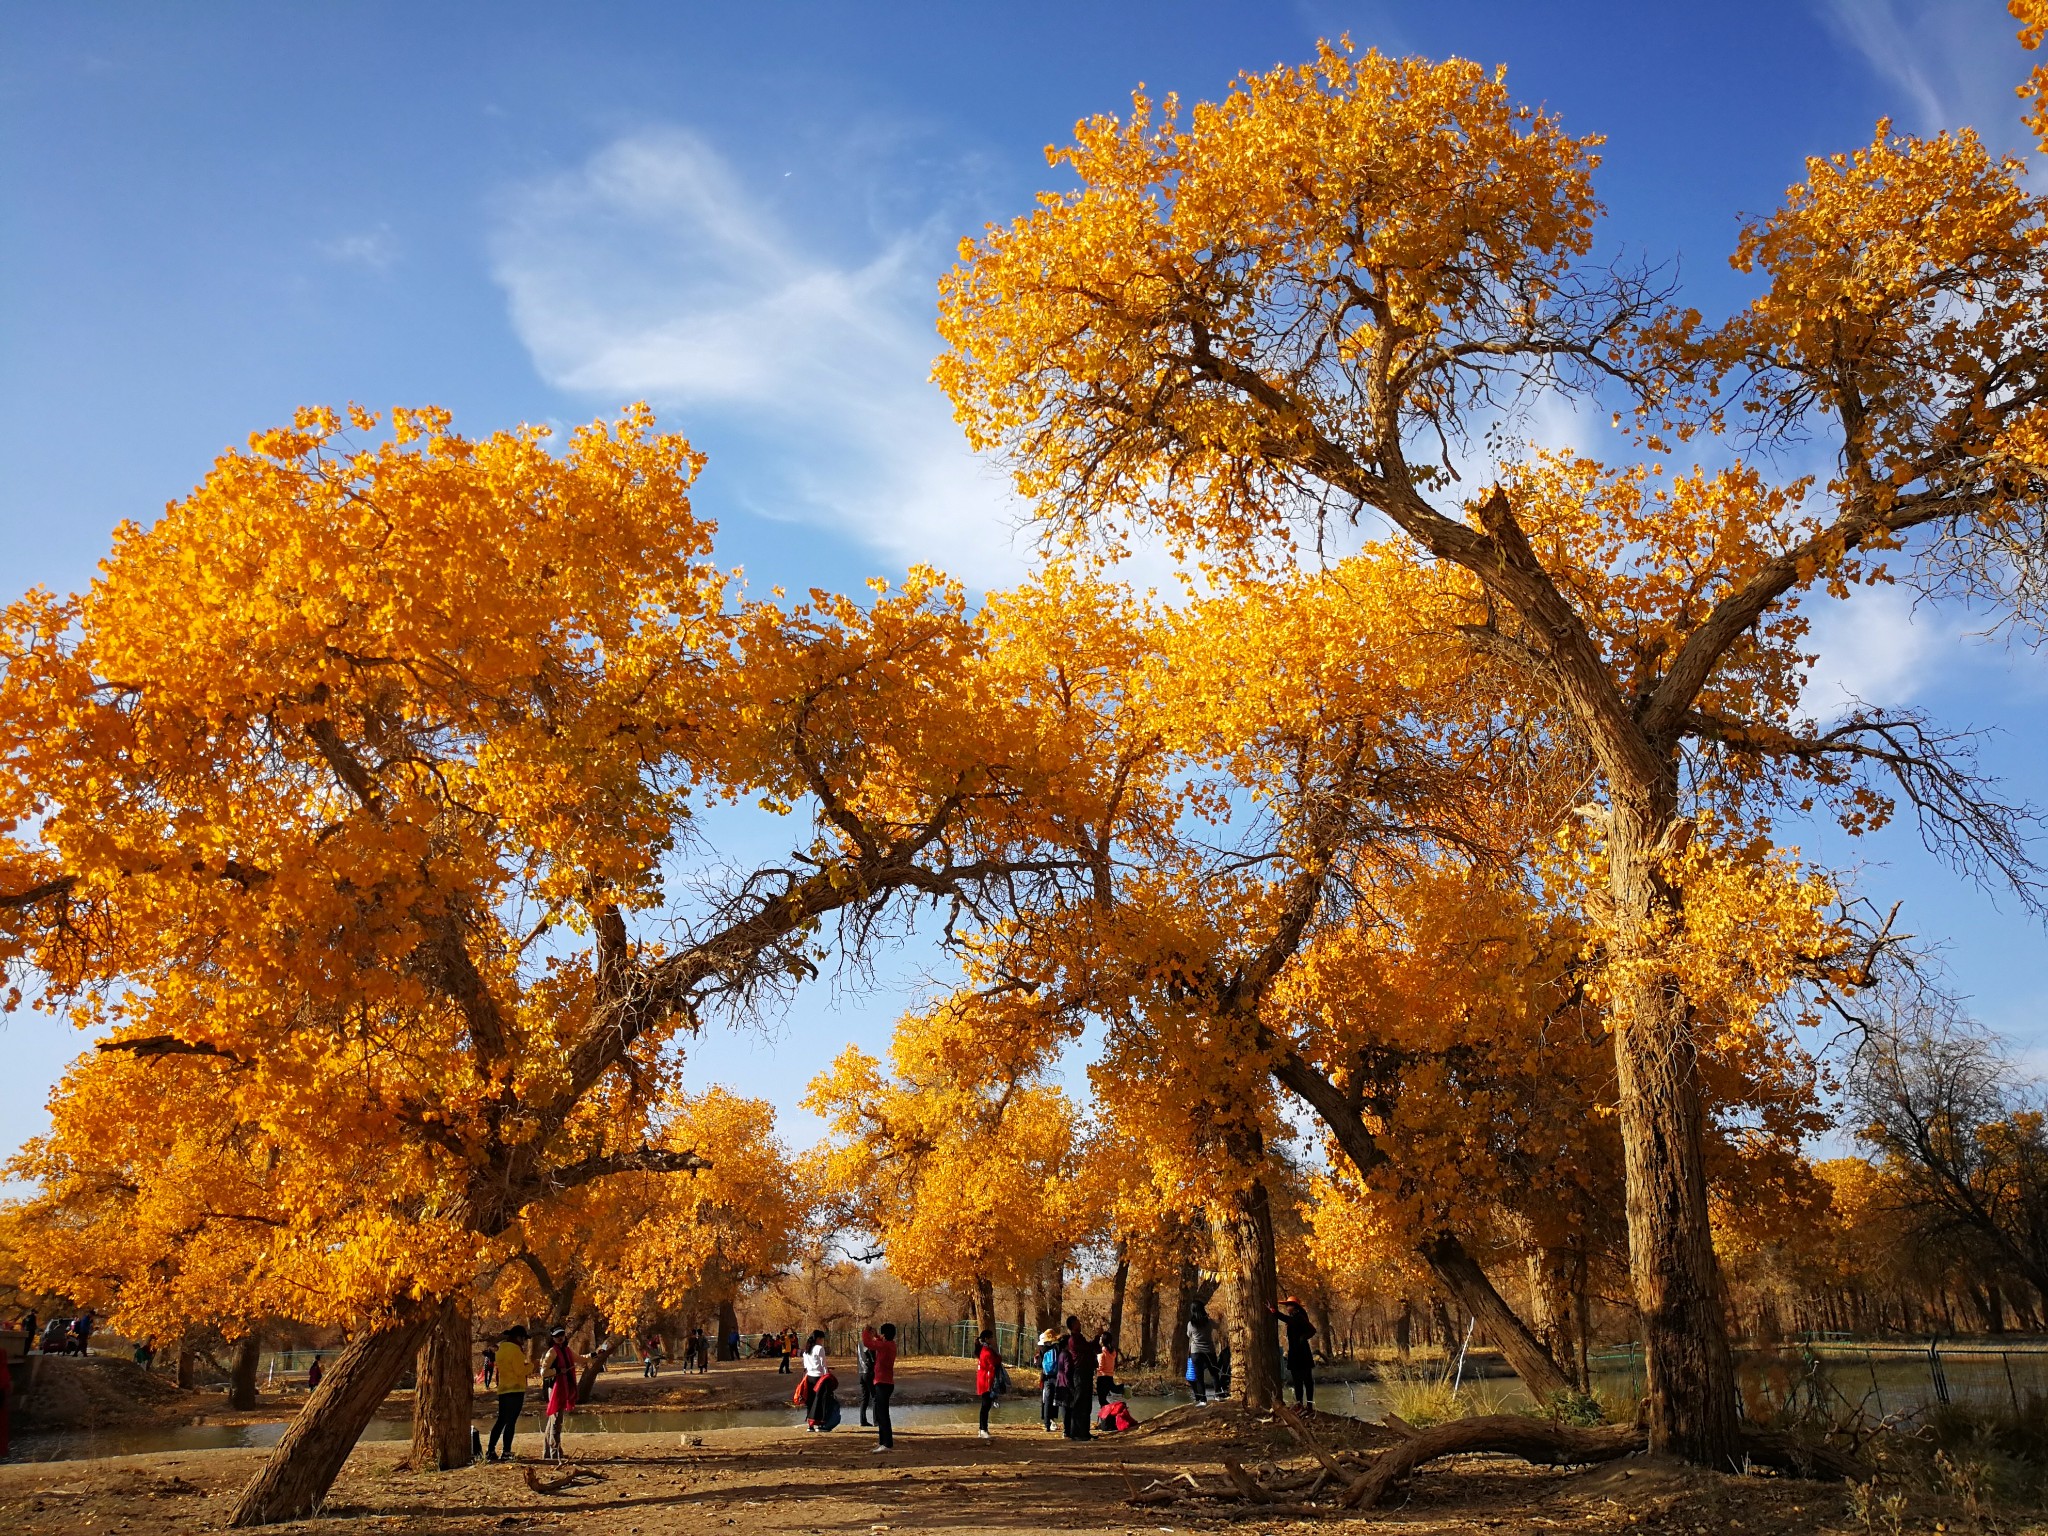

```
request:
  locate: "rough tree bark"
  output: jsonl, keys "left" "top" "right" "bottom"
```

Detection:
{"left": 1136, "top": 1274, "right": 1160, "bottom": 1365}
{"left": 1217, "top": 1177, "right": 1283, "bottom": 1411}
{"left": 228, "top": 1328, "right": 262, "bottom": 1411}
{"left": 1609, "top": 813, "right": 1741, "bottom": 1468}
{"left": 974, "top": 1275, "right": 998, "bottom": 1342}
{"left": 1106, "top": 1240, "right": 1131, "bottom": 1347}
{"left": 228, "top": 1310, "right": 434, "bottom": 1527}
{"left": 1526, "top": 1243, "right": 1588, "bottom": 1392}
{"left": 1170, "top": 1256, "right": 1200, "bottom": 1377}
{"left": 716, "top": 1297, "right": 739, "bottom": 1360}
{"left": 177, "top": 1347, "right": 196, "bottom": 1390}
{"left": 411, "top": 1297, "right": 473, "bottom": 1471}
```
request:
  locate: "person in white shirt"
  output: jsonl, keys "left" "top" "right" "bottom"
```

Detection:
{"left": 801, "top": 1330, "right": 830, "bottom": 1430}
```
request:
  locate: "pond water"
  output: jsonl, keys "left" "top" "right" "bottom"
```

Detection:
{"left": 11, "top": 1382, "right": 1413, "bottom": 1462}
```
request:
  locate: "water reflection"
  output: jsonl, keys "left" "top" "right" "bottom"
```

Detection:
{"left": 12, "top": 1383, "right": 1413, "bottom": 1463}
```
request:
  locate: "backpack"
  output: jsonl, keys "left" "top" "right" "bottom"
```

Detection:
{"left": 993, "top": 1359, "right": 1012, "bottom": 1397}
{"left": 815, "top": 1385, "right": 842, "bottom": 1430}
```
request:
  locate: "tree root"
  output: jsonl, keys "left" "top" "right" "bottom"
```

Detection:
{"left": 1338, "top": 1415, "right": 1641, "bottom": 1507}
{"left": 1123, "top": 1407, "right": 1869, "bottom": 1518}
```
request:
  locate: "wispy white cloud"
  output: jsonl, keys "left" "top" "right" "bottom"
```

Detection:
{"left": 489, "top": 128, "right": 1034, "bottom": 587}
{"left": 1799, "top": 580, "right": 1957, "bottom": 718}
{"left": 319, "top": 224, "right": 400, "bottom": 272}
{"left": 1819, "top": 0, "right": 2031, "bottom": 146}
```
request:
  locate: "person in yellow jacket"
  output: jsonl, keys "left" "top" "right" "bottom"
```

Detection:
{"left": 485, "top": 1325, "right": 531, "bottom": 1461}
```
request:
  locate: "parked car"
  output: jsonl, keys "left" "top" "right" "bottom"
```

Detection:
{"left": 39, "top": 1318, "right": 76, "bottom": 1353}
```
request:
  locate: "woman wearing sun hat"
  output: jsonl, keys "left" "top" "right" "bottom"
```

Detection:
{"left": 1035, "top": 1327, "right": 1062, "bottom": 1432}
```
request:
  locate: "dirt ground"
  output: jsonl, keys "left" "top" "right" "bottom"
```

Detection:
{"left": 4, "top": 1358, "right": 2020, "bottom": 1536}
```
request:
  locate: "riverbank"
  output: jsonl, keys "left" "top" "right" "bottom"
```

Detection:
{"left": 10, "top": 1351, "right": 997, "bottom": 1438}
{"left": 0, "top": 1397, "right": 1898, "bottom": 1536}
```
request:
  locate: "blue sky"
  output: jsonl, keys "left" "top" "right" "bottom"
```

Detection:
{"left": 3, "top": 0, "right": 2044, "bottom": 1172}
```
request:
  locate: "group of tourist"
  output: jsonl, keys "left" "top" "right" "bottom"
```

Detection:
{"left": 1024, "top": 1317, "right": 1129, "bottom": 1439}
{"left": 13, "top": 1308, "right": 94, "bottom": 1356}
{"left": 790, "top": 1321, "right": 900, "bottom": 1448}
{"left": 384, "top": 1295, "right": 1316, "bottom": 1466}
{"left": 481, "top": 1324, "right": 581, "bottom": 1464}
{"left": 755, "top": 1326, "right": 801, "bottom": 1370}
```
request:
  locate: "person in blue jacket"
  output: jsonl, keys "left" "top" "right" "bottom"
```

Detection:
{"left": 1036, "top": 1328, "right": 1062, "bottom": 1431}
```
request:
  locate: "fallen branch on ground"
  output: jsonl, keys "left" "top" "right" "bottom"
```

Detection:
{"left": 1119, "top": 1406, "right": 1867, "bottom": 1518}
{"left": 524, "top": 1465, "right": 608, "bottom": 1495}
{"left": 1340, "top": 1415, "right": 1642, "bottom": 1508}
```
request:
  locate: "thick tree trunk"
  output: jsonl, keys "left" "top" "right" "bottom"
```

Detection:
{"left": 1106, "top": 1241, "right": 1131, "bottom": 1348}
{"left": 1136, "top": 1274, "right": 1160, "bottom": 1365}
{"left": 177, "top": 1347, "right": 197, "bottom": 1390}
{"left": 229, "top": 1328, "right": 262, "bottom": 1411}
{"left": 1394, "top": 1300, "right": 1412, "bottom": 1359}
{"left": 716, "top": 1296, "right": 739, "bottom": 1360}
{"left": 1526, "top": 1244, "right": 1588, "bottom": 1392}
{"left": 228, "top": 1310, "right": 433, "bottom": 1527}
{"left": 974, "top": 1274, "right": 998, "bottom": 1341}
{"left": 1217, "top": 1178, "right": 1283, "bottom": 1411}
{"left": 1609, "top": 821, "right": 1741, "bottom": 1468}
{"left": 1308, "top": 1288, "right": 1335, "bottom": 1363}
{"left": 411, "top": 1297, "right": 473, "bottom": 1471}
{"left": 1170, "top": 1256, "right": 1199, "bottom": 1376}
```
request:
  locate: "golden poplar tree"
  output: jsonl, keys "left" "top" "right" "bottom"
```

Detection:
{"left": 0, "top": 406, "right": 1072, "bottom": 1522}
{"left": 936, "top": 43, "right": 2047, "bottom": 1461}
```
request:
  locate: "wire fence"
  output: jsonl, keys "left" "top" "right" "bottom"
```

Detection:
{"left": 1588, "top": 1339, "right": 2048, "bottom": 1421}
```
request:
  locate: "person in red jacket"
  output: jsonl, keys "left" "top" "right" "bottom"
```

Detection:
{"left": 973, "top": 1329, "right": 1001, "bottom": 1440}
{"left": 861, "top": 1321, "right": 898, "bottom": 1451}
{"left": 541, "top": 1328, "right": 579, "bottom": 1463}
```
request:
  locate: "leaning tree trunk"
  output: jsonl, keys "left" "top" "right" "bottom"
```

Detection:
{"left": 1106, "top": 1241, "right": 1131, "bottom": 1348}
{"left": 1273, "top": 1051, "right": 1573, "bottom": 1399}
{"left": 228, "top": 1328, "right": 263, "bottom": 1411}
{"left": 177, "top": 1346, "right": 197, "bottom": 1390}
{"left": 1420, "top": 1237, "right": 1573, "bottom": 1400}
{"left": 411, "top": 1297, "right": 473, "bottom": 1471}
{"left": 1610, "top": 817, "right": 1741, "bottom": 1468}
{"left": 716, "top": 1296, "right": 739, "bottom": 1360}
{"left": 1217, "top": 1177, "right": 1283, "bottom": 1410}
{"left": 575, "top": 1334, "right": 618, "bottom": 1402}
{"left": 228, "top": 1308, "right": 434, "bottom": 1527}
